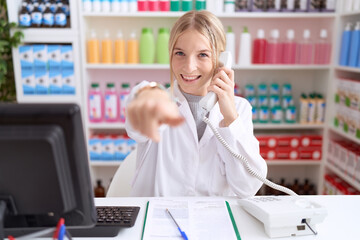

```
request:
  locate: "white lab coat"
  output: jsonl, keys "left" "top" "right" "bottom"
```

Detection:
{"left": 125, "top": 80, "right": 267, "bottom": 197}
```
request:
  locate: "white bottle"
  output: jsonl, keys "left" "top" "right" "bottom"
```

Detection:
{"left": 92, "top": 0, "right": 101, "bottom": 12}
{"left": 224, "top": 0, "right": 235, "bottom": 12}
{"left": 111, "top": 0, "right": 121, "bottom": 12}
{"left": 345, "top": 0, "right": 354, "bottom": 12}
{"left": 129, "top": 0, "right": 137, "bottom": 12}
{"left": 238, "top": 26, "right": 252, "bottom": 66}
{"left": 102, "top": 0, "right": 111, "bottom": 12}
{"left": 83, "top": 0, "right": 92, "bottom": 12}
{"left": 121, "top": 0, "right": 129, "bottom": 12}
{"left": 225, "top": 26, "right": 236, "bottom": 64}
{"left": 212, "top": 0, "right": 224, "bottom": 13}
{"left": 353, "top": 0, "right": 360, "bottom": 11}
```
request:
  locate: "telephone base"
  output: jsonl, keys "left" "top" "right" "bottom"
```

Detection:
{"left": 239, "top": 196, "right": 327, "bottom": 238}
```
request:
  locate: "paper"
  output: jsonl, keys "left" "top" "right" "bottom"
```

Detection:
{"left": 141, "top": 199, "right": 240, "bottom": 240}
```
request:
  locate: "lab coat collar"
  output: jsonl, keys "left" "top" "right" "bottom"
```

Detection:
{"left": 173, "top": 81, "right": 199, "bottom": 147}
{"left": 172, "top": 81, "right": 222, "bottom": 148}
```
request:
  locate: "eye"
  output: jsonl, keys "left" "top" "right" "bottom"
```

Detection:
{"left": 174, "top": 51, "right": 184, "bottom": 56}
{"left": 199, "top": 52, "right": 209, "bottom": 58}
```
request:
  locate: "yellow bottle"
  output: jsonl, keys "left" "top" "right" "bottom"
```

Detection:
{"left": 87, "top": 29, "right": 100, "bottom": 63}
{"left": 101, "top": 30, "right": 113, "bottom": 64}
{"left": 114, "top": 30, "right": 126, "bottom": 64}
{"left": 127, "top": 31, "right": 139, "bottom": 64}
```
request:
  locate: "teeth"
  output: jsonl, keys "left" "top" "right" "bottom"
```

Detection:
{"left": 182, "top": 75, "right": 198, "bottom": 80}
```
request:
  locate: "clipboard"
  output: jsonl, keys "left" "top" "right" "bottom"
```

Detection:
{"left": 141, "top": 199, "right": 241, "bottom": 240}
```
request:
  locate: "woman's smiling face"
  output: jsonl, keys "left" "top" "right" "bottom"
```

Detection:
{"left": 171, "top": 29, "right": 214, "bottom": 96}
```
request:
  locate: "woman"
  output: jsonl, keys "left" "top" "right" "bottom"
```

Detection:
{"left": 125, "top": 10, "right": 267, "bottom": 197}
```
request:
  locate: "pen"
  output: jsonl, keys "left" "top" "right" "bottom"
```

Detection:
{"left": 166, "top": 208, "right": 188, "bottom": 240}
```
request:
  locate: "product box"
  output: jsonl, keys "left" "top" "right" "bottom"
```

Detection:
{"left": 267, "top": 0, "right": 281, "bottom": 12}
{"left": 321, "top": 0, "right": 336, "bottom": 12}
{"left": 114, "top": 137, "right": 128, "bottom": 161}
{"left": 89, "top": 135, "right": 102, "bottom": 160}
{"left": 327, "top": 139, "right": 335, "bottom": 164}
{"left": 21, "top": 70, "right": 35, "bottom": 94}
{"left": 236, "top": 0, "right": 251, "bottom": 11}
{"left": 346, "top": 148, "right": 359, "bottom": 180}
{"left": 256, "top": 135, "right": 277, "bottom": 148}
{"left": 49, "top": 70, "right": 62, "bottom": 94}
{"left": 102, "top": 136, "right": 115, "bottom": 160}
{"left": 295, "top": 0, "right": 308, "bottom": 12}
{"left": 19, "top": 45, "right": 33, "bottom": 72}
{"left": 47, "top": 45, "right": 61, "bottom": 72}
{"left": 308, "top": 0, "right": 321, "bottom": 12}
{"left": 33, "top": 45, "right": 47, "bottom": 72}
{"left": 127, "top": 138, "right": 137, "bottom": 154}
{"left": 35, "top": 70, "right": 49, "bottom": 94}
{"left": 355, "top": 152, "right": 360, "bottom": 183}
{"left": 300, "top": 135, "right": 322, "bottom": 147}
{"left": 61, "top": 45, "right": 74, "bottom": 71}
{"left": 299, "top": 147, "right": 322, "bottom": 160}
{"left": 276, "top": 147, "right": 299, "bottom": 160}
{"left": 338, "top": 142, "right": 349, "bottom": 173}
{"left": 62, "top": 70, "right": 75, "bottom": 94}
{"left": 277, "top": 135, "right": 300, "bottom": 148}
{"left": 260, "top": 147, "right": 276, "bottom": 160}
{"left": 252, "top": 0, "right": 267, "bottom": 12}
{"left": 281, "top": 0, "right": 295, "bottom": 12}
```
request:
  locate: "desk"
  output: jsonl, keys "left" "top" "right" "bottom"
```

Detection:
{"left": 92, "top": 195, "right": 360, "bottom": 240}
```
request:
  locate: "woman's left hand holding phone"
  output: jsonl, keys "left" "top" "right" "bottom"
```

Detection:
{"left": 127, "top": 87, "right": 185, "bottom": 142}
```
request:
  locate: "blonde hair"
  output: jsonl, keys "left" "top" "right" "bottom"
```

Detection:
{"left": 169, "top": 10, "right": 226, "bottom": 87}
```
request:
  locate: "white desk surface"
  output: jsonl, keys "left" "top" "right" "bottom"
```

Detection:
{"left": 91, "top": 195, "right": 360, "bottom": 240}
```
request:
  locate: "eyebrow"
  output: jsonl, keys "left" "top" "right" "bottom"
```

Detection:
{"left": 173, "top": 47, "right": 212, "bottom": 53}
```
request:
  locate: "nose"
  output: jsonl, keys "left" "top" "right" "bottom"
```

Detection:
{"left": 183, "top": 55, "right": 197, "bottom": 73}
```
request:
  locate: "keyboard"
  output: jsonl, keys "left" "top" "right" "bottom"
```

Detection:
{"left": 69, "top": 206, "right": 140, "bottom": 237}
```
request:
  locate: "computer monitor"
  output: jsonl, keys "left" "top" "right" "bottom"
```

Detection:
{"left": 0, "top": 103, "right": 96, "bottom": 238}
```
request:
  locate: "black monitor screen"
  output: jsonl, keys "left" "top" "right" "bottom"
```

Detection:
{"left": 0, "top": 103, "right": 96, "bottom": 238}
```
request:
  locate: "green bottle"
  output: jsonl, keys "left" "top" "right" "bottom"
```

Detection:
{"left": 170, "top": 0, "right": 180, "bottom": 11}
{"left": 156, "top": 28, "right": 170, "bottom": 64}
{"left": 182, "top": 0, "right": 192, "bottom": 11}
{"left": 195, "top": 0, "right": 206, "bottom": 10}
{"left": 140, "top": 27, "right": 155, "bottom": 64}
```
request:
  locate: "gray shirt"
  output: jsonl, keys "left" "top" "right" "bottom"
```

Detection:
{"left": 181, "top": 91, "right": 208, "bottom": 141}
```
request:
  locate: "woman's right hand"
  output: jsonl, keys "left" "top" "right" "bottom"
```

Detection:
{"left": 127, "top": 88, "right": 184, "bottom": 142}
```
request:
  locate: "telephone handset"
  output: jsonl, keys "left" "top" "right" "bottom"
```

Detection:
{"left": 199, "top": 51, "right": 233, "bottom": 113}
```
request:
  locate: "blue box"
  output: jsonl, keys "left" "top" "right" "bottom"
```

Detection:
{"left": 19, "top": 45, "right": 33, "bottom": 72}
{"left": 21, "top": 70, "right": 35, "bottom": 94}
{"left": 33, "top": 45, "right": 47, "bottom": 72}
{"left": 48, "top": 45, "right": 61, "bottom": 72}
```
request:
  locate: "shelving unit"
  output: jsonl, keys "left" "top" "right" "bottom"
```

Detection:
{"left": 9, "top": 0, "right": 356, "bottom": 195}
{"left": 7, "top": 0, "right": 83, "bottom": 106}
{"left": 322, "top": 2, "right": 360, "bottom": 194}
{"left": 77, "top": 5, "right": 335, "bottom": 192}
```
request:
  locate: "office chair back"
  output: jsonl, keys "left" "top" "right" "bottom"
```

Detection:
{"left": 106, "top": 148, "right": 137, "bottom": 197}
